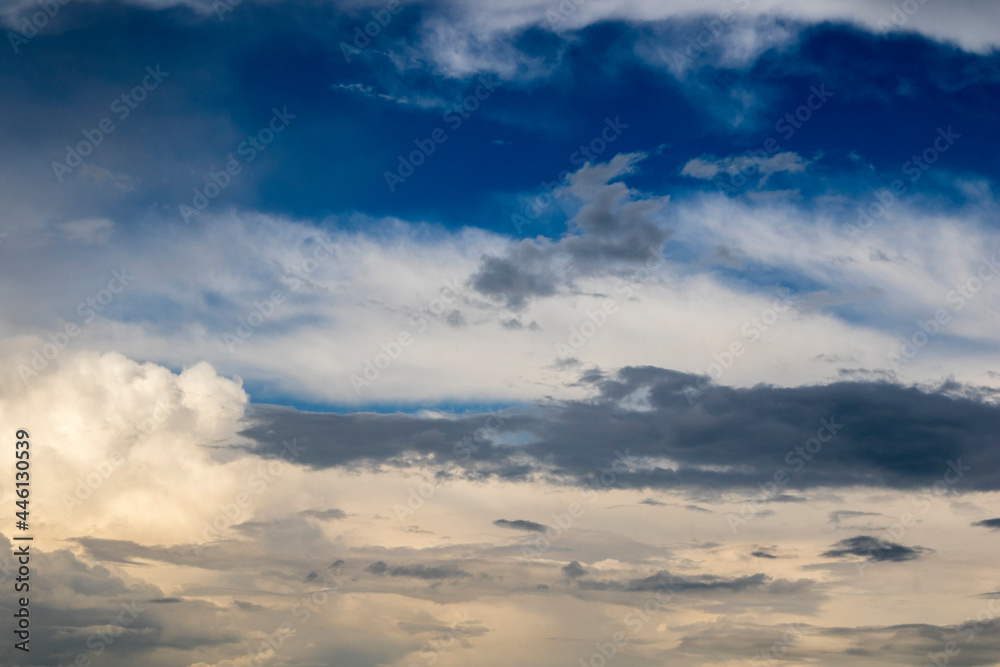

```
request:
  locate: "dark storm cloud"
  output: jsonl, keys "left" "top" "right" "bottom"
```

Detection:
{"left": 972, "top": 518, "right": 1000, "bottom": 530}
{"left": 494, "top": 519, "right": 548, "bottom": 533}
{"left": 822, "top": 536, "right": 929, "bottom": 562}
{"left": 242, "top": 366, "right": 1000, "bottom": 494}
{"left": 751, "top": 550, "right": 778, "bottom": 559}
{"left": 562, "top": 561, "right": 588, "bottom": 578}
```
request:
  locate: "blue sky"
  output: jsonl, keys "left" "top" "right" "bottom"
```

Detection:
{"left": 2, "top": 1, "right": 1000, "bottom": 665}
{"left": 3, "top": 2, "right": 996, "bottom": 234}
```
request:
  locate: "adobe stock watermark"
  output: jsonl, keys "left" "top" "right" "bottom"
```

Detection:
{"left": 193, "top": 439, "right": 305, "bottom": 553}
{"left": 211, "top": 0, "right": 248, "bottom": 19}
{"left": 339, "top": 0, "right": 405, "bottom": 62}
{"left": 240, "top": 560, "right": 349, "bottom": 667}
{"left": 59, "top": 398, "right": 177, "bottom": 511}
{"left": 17, "top": 267, "right": 135, "bottom": 384}
{"left": 887, "top": 253, "right": 998, "bottom": 369}
{"left": 350, "top": 277, "right": 466, "bottom": 395}
{"left": 521, "top": 450, "right": 634, "bottom": 560}
{"left": 66, "top": 600, "right": 144, "bottom": 666}
{"left": 57, "top": 398, "right": 178, "bottom": 511}
{"left": 394, "top": 410, "right": 509, "bottom": 521}
{"left": 223, "top": 290, "right": 286, "bottom": 352}
{"left": 667, "top": 0, "right": 751, "bottom": 72}
{"left": 512, "top": 116, "right": 628, "bottom": 234}
{"left": 877, "top": 0, "right": 934, "bottom": 39}
{"left": 854, "top": 458, "right": 969, "bottom": 576}
{"left": 7, "top": 0, "right": 72, "bottom": 53}
{"left": 555, "top": 246, "right": 665, "bottom": 359}
{"left": 180, "top": 106, "right": 296, "bottom": 223}
{"left": 750, "top": 625, "right": 805, "bottom": 666}
{"left": 577, "top": 584, "right": 676, "bottom": 667}
{"left": 922, "top": 593, "right": 1000, "bottom": 667}
{"left": 845, "top": 126, "right": 959, "bottom": 243}
{"left": 546, "top": 0, "right": 589, "bottom": 29}
{"left": 711, "top": 85, "right": 833, "bottom": 195}
{"left": 60, "top": 451, "right": 126, "bottom": 512}
{"left": 223, "top": 234, "right": 336, "bottom": 352}
{"left": 384, "top": 76, "right": 501, "bottom": 192}
{"left": 404, "top": 611, "right": 482, "bottom": 667}
{"left": 727, "top": 415, "right": 843, "bottom": 533}
{"left": 51, "top": 66, "right": 170, "bottom": 182}
{"left": 683, "top": 287, "right": 795, "bottom": 405}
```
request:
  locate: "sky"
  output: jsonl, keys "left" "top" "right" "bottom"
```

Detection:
{"left": 0, "top": 0, "right": 999, "bottom": 665}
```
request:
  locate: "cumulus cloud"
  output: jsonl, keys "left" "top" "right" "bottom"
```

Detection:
{"left": 0, "top": 349, "right": 266, "bottom": 545}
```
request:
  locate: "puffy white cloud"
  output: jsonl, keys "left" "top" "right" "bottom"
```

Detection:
{"left": 0, "top": 349, "right": 266, "bottom": 544}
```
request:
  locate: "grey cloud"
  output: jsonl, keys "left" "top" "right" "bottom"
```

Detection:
{"left": 822, "top": 536, "right": 929, "bottom": 562}
{"left": 768, "top": 494, "right": 807, "bottom": 503}
{"left": 578, "top": 571, "right": 771, "bottom": 593}
{"left": 470, "top": 154, "right": 670, "bottom": 310}
{"left": 972, "top": 518, "right": 1000, "bottom": 530}
{"left": 0, "top": 536, "right": 242, "bottom": 667}
{"left": 670, "top": 619, "right": 1000, "bottom": 666}
{"left": 367, "top": 561, "right": 471, "bottom": 579}
{"left": 471, "top": 246, "right": 560, "bottom": 310}
{"left": 494, "top": 519, "right": 548, "bottom": 533}
{"left": 685, "top": 504, "right": 713, "bottom": 513}
{"left": 242, "top": 366, "right": 1000, "bottom": 494}
{"left": 500, "top": 317, "right": 542, "bottom": 330}
{"left": 232, "top": 600, "right": 266, "bottom": 611}
{"left": 562, "top": 561, "right": 588, "bottom": 578}
{"left": 390, "top": 564, "right": 472, "bottom": 579}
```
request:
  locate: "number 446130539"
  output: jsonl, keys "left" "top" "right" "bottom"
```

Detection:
{"left": 15, "top": 429, "right": 29, "bottom": 529}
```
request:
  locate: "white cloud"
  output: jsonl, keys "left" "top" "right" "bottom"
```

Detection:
{"left": 681, "top": 151, "right": 812, "bottom": 184}
{"left": 1, "top": 158, "right": 998, "bottom": 406}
